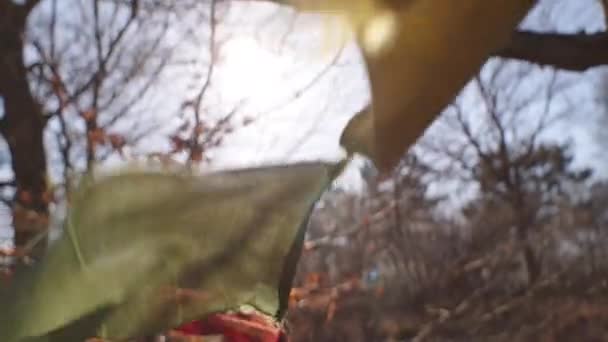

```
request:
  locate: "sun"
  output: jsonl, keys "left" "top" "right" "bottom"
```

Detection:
{"left": 217, "top": 36, "right": 289, "bottom": 103}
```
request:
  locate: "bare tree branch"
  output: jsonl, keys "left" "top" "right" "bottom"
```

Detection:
{"left": 497, "top": 30, "right": 608, "bottom": 72}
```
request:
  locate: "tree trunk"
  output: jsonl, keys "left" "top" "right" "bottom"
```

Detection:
{"left": 0, "top": 1, "right": 49, "bottom": 264}
{"left": 515, "top": 208, "right": 540, "bottom": 286}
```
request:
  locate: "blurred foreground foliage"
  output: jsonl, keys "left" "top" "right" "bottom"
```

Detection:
{"left": 0, "top": 162, "right": 341, "bottom": 342}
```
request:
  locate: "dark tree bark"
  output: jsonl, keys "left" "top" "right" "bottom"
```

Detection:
{"left": 497, "top": 30, "right": 608, "bottom": 72}
{"left": 0, "top": 0, "right": 49, "bottom": 263}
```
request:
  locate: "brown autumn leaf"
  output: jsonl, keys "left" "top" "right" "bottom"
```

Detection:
{"left": 108, "top": 133, "right": 127, "bottom": 151}
{"left": 190, "top": 145, "right": 204, "bottom": 162}
{"left": 170, "top": 135, "right": 187, "bottom": 153}
{"left": 367, "top": 1, "right": 534, "bottom": 171}
{"left": 194, "top": 123, "right": 206, "bottom": 136}
{"left": 289, "top": 0, "right": 536, "bottom": 172}
{"left": 81, "top": 109, "right": 97, "bottom": 123}
{"left": 17, "top": 190, "right": 32, "bottom": 205}
{"left": 304, "top": 272, "right": 324, "bottom": 289}
{"left": 88, "top": 128, "right": 107, "bottom": 146}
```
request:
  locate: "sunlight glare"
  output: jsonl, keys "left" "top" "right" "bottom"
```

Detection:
{"left": 217, "top": 36, "right": 289, "bottom": 103}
